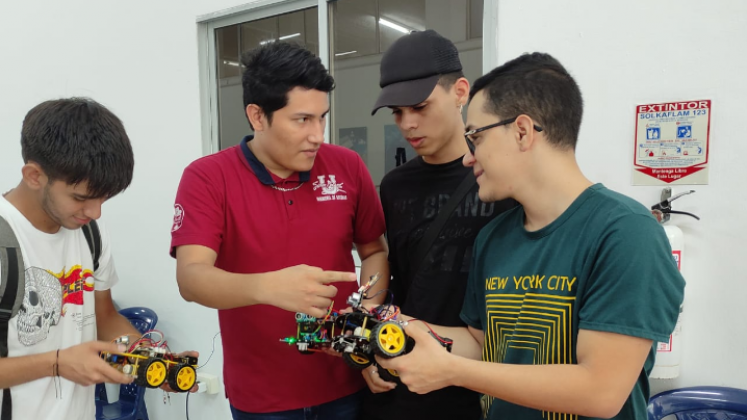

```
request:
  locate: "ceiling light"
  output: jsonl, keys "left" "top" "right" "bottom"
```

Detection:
{"left": 379, "top": 18, "right": 412, "bottom": 34}
{"left": 260, "top": 33, "right": 302, "bottom": 45}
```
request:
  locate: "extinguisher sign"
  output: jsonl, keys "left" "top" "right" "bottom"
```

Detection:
{"left": 672, "top": 250, "right": 681, "bottom": 270}
{"left": 633, "top": 100, "right": 711, "bottom": 185}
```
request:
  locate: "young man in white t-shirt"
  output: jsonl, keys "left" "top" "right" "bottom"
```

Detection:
{"left": 0, "top": 98, "right": 183, "bottom": 420}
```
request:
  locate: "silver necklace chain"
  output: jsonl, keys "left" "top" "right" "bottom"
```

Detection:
{"left": 270, "top": 182, "right": 305, "bottom": 192}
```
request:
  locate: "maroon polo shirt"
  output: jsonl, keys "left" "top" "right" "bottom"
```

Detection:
{"left": 170, "top": 136, "right": 385, "bottom": 412}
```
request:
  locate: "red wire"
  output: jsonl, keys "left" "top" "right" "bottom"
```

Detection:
{"left": 408, "top": 319, "right": 452, "bottom": 345}
{"left": 128, "top": 338, "right": 155, "bottom": 352}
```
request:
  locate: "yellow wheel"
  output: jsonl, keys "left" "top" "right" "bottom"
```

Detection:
{"left": 168, "top": 364, "right": 196, "bottom": 392}
{"left": 136, "top": 359, "right": 167, "bottom": 388}
{"left": 343, "top": 352, "right": 372, "bottom": 370}
{"left": 372, "top": 322, "right": 406, "bottom": 357}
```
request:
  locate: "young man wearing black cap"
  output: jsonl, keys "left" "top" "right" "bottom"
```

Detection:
{"left": 360, "top": 30, "right": 516, "bottom": 420}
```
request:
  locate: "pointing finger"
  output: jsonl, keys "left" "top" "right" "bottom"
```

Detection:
{"left": 317, "top": 272, "right": 357, "bottom": 284}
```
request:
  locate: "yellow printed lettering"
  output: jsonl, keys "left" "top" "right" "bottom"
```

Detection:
{"left": 547, "top": 275, "right": 558, "bottom": 290}
{"left": 566, "top": 276, "right": 577, "bottom": 292}
{"left": 486, "top": 277, "right": 510, "bottom": 291}
{"left": 513, "top": 276, "right": 521, "bottom": 289}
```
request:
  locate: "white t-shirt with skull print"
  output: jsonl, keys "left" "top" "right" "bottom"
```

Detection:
{"left": 0, "top": 196, "right": 119, "bottom": 420}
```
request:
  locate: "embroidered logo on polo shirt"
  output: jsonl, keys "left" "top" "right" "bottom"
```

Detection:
{"left": 172, "top": 204, "right": 184, "bottom": 232}
{"left": 313, "top": 175, "right": 347, "bottom": 202}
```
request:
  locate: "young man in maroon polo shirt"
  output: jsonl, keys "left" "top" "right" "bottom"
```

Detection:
{"left": 170, "top": 42, "right": 388, "bottom": 419}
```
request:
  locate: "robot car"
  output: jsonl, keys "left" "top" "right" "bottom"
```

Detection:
{"left": 281, "top": 274, "right": 452, "bottom": 382}
{"left": 101, "top": 335, "right": 199, "bottom": 392}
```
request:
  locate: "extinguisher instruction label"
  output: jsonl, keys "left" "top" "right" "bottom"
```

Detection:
{"left": 657, "top": 337, "right": 672, "bottom": 352}
{"left": 658, "top": 249, "right": 682, "bottom": 353}
{"left": 672, "top": 250, "right": 681, "bottom": 270}
{"left": 651, "top": 233, "right": 684, "bottom": 378}
{"left": 657, "top": 314, "right": 682, "bottom": 352}
{"left": 633, "top": 99, "right": 711, "bottom": 185}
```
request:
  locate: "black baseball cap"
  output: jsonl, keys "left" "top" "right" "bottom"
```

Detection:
{"left": 372, "top": 30, "right": 463, "bottom": 115}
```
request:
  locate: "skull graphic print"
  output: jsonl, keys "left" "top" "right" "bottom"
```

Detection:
{"left": 16, "top": 267, "right": 63, "bottom": 346}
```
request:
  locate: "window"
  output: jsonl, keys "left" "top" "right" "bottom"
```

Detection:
{"left": 198, "top": 0, "right": 489, "bottom": 186}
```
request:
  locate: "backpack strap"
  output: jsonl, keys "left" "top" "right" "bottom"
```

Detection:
{"left": 81, "top": 220, "right": 101, "bottom": 272}
{"left": 0, "top": 215, "right": 25, "bottom": 420}
{"left": 0, "top": 215, "right": 25, "bottom": 344}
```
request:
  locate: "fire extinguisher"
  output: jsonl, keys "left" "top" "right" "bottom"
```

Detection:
{"left": 649, "top": 188, "right": 699, "bottom": 379}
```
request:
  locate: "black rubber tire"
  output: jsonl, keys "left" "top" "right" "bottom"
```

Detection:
{"left": 342, "top": 352, "right": 372, "bottom": 370}
{"left": 167, "top": 364, "right": 196, "bottom": 392}
{"left": 376, "top": 366, "right": 401, "bottom": 384}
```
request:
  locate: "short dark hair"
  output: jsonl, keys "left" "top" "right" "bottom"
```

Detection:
{"left": 436, "top": 70, "right": 465, "bottom": 91}
{"left": 21, "top": 97, "right": 134, "bottom": 198}
{"left": 470, "top": 53, "right": 583, "bottom": 150}
{"left": 241, "top": 42, "right": 335, "bottom": 129}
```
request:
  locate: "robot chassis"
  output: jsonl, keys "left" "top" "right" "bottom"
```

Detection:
{"left": 281, "top": 274, "right": 452, "bottom": 382}
{"left": 100, "top": 335, "right": 199, "bottom": 392}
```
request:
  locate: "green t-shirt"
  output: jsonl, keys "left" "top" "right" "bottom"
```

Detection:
{"left": 461, "top": 184, "right": 685, "bottom": 420}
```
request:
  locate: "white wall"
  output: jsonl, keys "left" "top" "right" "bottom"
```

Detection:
{"left": 0, "top": 1, "right": 744, "bottom": 419}
{"left": 0, "top": 1, "right": 268, "bottom": 419}
{"left": 492, "top": 0, "right": 747, "bottom": 395}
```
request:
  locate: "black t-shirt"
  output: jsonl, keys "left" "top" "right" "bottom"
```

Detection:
{"left": 360, "top": 156, "right": 516, "bottom": 420}
{"left": 381, "top": 155, "right": 516, "bottom": 325}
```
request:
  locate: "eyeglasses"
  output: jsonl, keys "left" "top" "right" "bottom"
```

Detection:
{"left": 464, "top": 117, "right": 544, "bottom": 155}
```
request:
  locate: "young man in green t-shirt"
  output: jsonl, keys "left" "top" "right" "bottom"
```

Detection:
{"left": 377, "top": 53, "right": 685, "bottom": 420}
